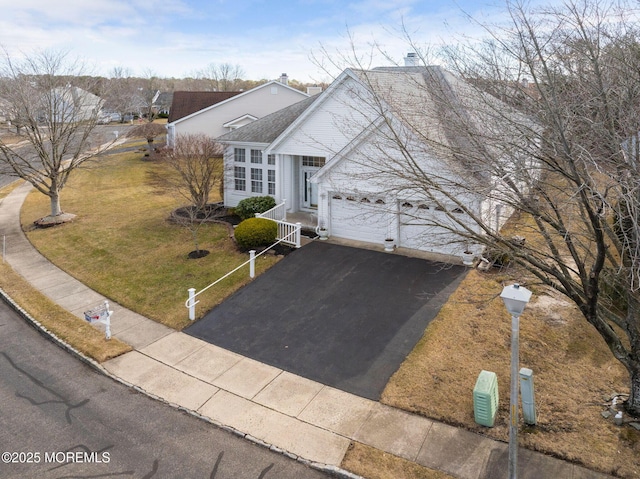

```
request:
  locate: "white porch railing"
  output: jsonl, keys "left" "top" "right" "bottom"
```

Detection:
{"left": 185, "top": 221, "right": 301, "bottom": 320}
{"left": 276, "top": 220, "right": 301, "bottom": 248}
{"left": 256, "top": 200, "right": 287, "bottom": 221}
{"left": 255, "top": 199, "right": 301, "bottom": 248}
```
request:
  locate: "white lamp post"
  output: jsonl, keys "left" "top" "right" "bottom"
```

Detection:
{"left": 500, "top": 283, "right": 532, "bottom": 479}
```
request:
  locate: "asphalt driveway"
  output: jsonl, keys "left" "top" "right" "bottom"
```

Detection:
{"left": 185, "top": 241, "right": 466, "bottom": 400}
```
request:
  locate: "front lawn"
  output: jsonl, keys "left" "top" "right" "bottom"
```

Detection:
{"left": 20, "top": 144, "right": 280, "bottom": 330}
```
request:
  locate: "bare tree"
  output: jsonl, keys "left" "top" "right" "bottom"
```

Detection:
{"left": 104, "top": 67, "right": 138, "bottom": 123}
{"left": 137, "top": 69, "right": 161, "bottom": 122}
{"left": 0, "top": 49, "right": 112, "bottom": 224}
{"left": 316, "top": 0, "right": 640, "bottom": 414}
{"left": 197, "top": 63, "right": 245, "bottom": 91}
{"left": 126, "top": 122, "right": 166, "bottom": 158}
{"left": 156, "top": 133, "right": 224, "bottom": 257}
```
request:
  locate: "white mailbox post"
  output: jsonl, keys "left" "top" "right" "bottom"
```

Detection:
{"left": 84, "top": 300, "right": 112, "bottom": 340}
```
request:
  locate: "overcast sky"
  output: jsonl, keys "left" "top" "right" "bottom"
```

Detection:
{"left": 0, "top": 0, "right": 557, "bottom": 83}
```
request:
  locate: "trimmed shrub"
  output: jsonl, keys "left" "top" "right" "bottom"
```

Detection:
{"left": 235, "top": 196, "right": 277, "bottom": 221}
{"left": 234, "top": 217, "right": 277, "bottom": 250}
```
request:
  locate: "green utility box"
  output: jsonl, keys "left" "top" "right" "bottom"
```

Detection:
{"left": 473, "top": 370, "right": 499, "bottom": 427}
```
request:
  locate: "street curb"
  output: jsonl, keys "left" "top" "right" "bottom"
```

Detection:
{"left": 0, "top": 287, "right": 363, "bottom": 479}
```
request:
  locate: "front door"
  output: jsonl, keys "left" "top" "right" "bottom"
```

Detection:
{"left": 301, "top": 168, "right": 318, "bottom": 210}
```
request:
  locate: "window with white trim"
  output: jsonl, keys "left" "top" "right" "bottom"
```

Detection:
{"left": 251, "top": 149, "right": 262, "bottom": 164}
{"left": 267, "top": 154, "right": 276, "bottom": 165}
{"left": 302, "top": 156, "right": 325, "bottom": 167}
{"left": 267, "top": 169, "right": 276, "bottom": 195}
{"left": 234, "top": 148, "right": 245, "bottom": 162}
{"left": 234, "top": 166, "right": 246, "bottom": 191}
{"left": 251, "top": 168, "right": 263, "bottom": 193}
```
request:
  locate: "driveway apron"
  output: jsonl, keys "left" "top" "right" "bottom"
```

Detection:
{"left": 185, "top": 241, "right": 467, "bottom": 400}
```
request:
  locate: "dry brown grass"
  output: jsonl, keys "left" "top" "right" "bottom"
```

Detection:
{"left": 382, "top": 267, "right": 639, "bottom": 478}
{"left": 341, "top": 442, "right": 456, "bottom": 479}
{"left": 0, "top": 262, "right": 131, "bottom": 362}
{"left": 19, "top": 149, "right": 280, "bottom": 330}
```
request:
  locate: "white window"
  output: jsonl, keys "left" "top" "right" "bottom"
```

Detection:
{"left": 302, "top": 156, "right": 325, "bottom": 167}
{"left": 251, "top": 168, "right": 263, "bottom": 193}
{"left": 268, "top": 169, "right": 276, "bottom": 195}
{"left": 234, "top": 148, "right": 245, "bottom": 162}
{"left": 234, "top": 166, "right": 246, "bottom": 191}
{"left": 251, "top": 149, "right": 262, "bottom": 164}
{"left": 268, "top": 154, "right": 276, "bottom": 165}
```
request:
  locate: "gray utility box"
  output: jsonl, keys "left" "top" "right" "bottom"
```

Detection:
{"left": 473, "top": 370, "right": 499, "bottom": 427}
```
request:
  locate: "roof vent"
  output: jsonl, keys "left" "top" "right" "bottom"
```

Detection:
{"left": 404, "top": 52, "right": 419, "bottom": 67}
{"left": 279, "top": 73, "right": 288, "bottom": 85}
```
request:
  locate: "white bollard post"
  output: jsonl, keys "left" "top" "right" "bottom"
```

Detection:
{"left": 188, "top": 287, "right": 196, "bottom": 321}
{"left": 249, "top": 250, "right": 256, "bottom": 278}
{"left": 519, "top": 367, "right": 537, "bottom": 425}
{"left": 104, "top": 300, "right": 112, "bottom": 340}
{"left": 295, "top": 222, "right": 302, "bottom": 248}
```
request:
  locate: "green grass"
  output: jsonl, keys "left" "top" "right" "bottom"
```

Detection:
{"left": 21, "top": 147, "right": 280, "bottom": 330}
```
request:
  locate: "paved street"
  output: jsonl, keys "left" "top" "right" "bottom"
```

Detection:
{"left": 0, "top": 124, "right": 134, "bottom": 188}
{"left": 0, "top": 300, "right": 332, "bottom": 479}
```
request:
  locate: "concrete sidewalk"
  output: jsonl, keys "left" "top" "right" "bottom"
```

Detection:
{"left": 0, "top": 181, "right": 612, "bottom": 479}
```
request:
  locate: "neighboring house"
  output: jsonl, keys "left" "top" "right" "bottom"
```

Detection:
{"left": 166, "top": 79, "right": 309, "bottom": 147}
{"left": 52, "top": 86, "right": 103, "bottom": 123}
{"left": 153, "top": 91, "right": 173, "bottom": 116}
{"left": 218, "top": 59, "right": 534, "bottom": 256}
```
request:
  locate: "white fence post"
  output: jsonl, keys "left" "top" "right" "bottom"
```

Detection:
{"left": 188, "top": 287, "right": 196, "bottom": 321}
{"left": 104, "top": 300, "right": 112, "bottom": 340}
{"left": 249, "top": 250, "right": 256, "bottom": 278}
{"left": 295, "top": 222, "right": 301, "bottom": 248}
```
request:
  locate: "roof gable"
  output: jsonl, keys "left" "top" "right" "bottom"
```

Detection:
{"left": 168, "top": 80, "right": 309, "bottom": 125}
{"left": 217, "top": 95, "right": 319, "bottom": 144}
{"left": 168, "top": 91, "right": 241, "bottom": 123}
{"left": 222, "top": 114, "right": 258, "bottom": 129}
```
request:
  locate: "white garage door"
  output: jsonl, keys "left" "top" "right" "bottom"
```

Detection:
{"left": 399, "top": 201, "right": 466, "bottom": 255}
{"left": 329, "top": 193, "right": 393, "bottom": 244}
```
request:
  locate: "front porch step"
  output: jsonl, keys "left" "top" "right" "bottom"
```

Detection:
{"left": 285, "top": 212, "right": 317, "bottom": 230}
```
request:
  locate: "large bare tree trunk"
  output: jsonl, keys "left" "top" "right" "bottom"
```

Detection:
{"left": 49, "top": 191, "right": 62, "bottom": 217}
{"left": 629, "top": 367, "right": 640, "bottom": 416}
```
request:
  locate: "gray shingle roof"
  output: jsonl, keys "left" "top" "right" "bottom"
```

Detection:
{"left": 217, "top": 95, "right": 319, "bottom": 144}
